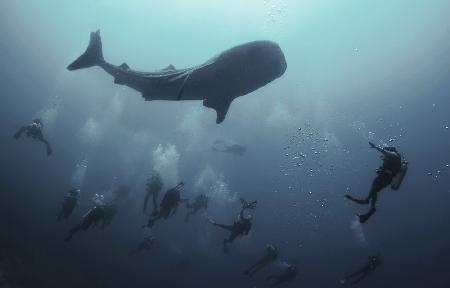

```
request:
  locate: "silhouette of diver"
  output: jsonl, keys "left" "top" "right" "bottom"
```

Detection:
{"left": 65, "top": 204, "right": 115, "bottom": 241}
{"left": 342, "top": 254, "right": 381, "bottom": 285}
{"left": 14, "top": 119, "right": 52, "bottom": 156}
{"left": 345, "top": 142, "right": 407, "bottom": 223}
{"left": 57, "top": 189, "right": 80, "bottom": 221}
{"left": 143, "top": 173, "right": 163, "bottom": 215}
{"left": 184, "top": 194, "right": 208, "bottom": 222}
{"left": 145, "top": 182, "right": 184, "bottom": 228}
{"left": 209, "top": 198, "right": 257, "bottom": 253}
{"left": 244, "top": 244, "right": 278, "bottom": 277}
{"left": 266, "top": 263, "right": 298, "bottom": 287}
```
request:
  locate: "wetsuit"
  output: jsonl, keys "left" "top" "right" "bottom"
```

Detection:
{"left": 14, "top": 121, "right": 52, "bottom": 156}
{"left": 65, "top": 205, "right": 105, "bottom": 241}
{"left": 144, "top": 175, "right": 162, "bottom": 215}
{"left": 57, "top": 189, "right": 80, "bottom": 221}
{"left": 345, "top": 144, "right": 402, "bottom": 223}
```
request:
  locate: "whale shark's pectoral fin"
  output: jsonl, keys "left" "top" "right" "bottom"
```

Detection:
{"left": 203, "top": 98, "right": 233, "bottom": 124}
{"left": 113, "top": 63, "right": 130, "bottom": 84}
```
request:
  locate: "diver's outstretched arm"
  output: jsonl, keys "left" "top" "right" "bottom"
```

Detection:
{"left": 14, "top": 126, "right": 27, "bottom": 139}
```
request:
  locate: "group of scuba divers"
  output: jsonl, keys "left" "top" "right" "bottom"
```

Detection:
{"left": 14, "top": 118, "right": 408, "bottom": 286}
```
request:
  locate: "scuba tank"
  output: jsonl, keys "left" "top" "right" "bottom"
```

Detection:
{"left": 391, "top": 160, "right": 408, "bottom": 190}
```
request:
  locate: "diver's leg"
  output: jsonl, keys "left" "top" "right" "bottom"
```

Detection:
{"left": 213, "top": 223, "right": 233, "bottom": 231}
{"left": 64, "top": 224, "right": 82, "bottom": 241}
{"left": 346, "top": 172, "right": 388, "bottom": 205}
{"left": 39, "top": 137, "right": 52, "bottom": 156}
{"left": 244, "top": 260, "right": 261, "bottom": 275}
{"left": 249, "top": 259, "right": 270, "bottom": 276}
{"left": 57, "top": 209, "right": 64, "bottom": 222}
{"left": 146, "top": 213, "right": 162, "bottom": 228}
{"left": 350, "top": 271, "right": 369, "bottom": 285}
{"left": 358, "top": 193, "right": 378, "bottom": 223}
{"left": 152, "top": 193, "right": 158, "bottom": 215}
{"left": 13, "top": 127, "right": 27, "bottom": 139}
{"left": 143, "top": 191, "right": 151, "bottom": 213}
{"left": 358, "top": 173, "right": 389, "bottom": 223}
{"left": 345, "top": 194, "right": 370, "bottom": 205}
{"left": 346, "top": 267, "right": 365, "bottom": 280}
{"left": 223, "top": 233, "right": 237, "bottom": 253}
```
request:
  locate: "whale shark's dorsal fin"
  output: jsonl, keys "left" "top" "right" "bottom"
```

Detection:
{"left": 162, "top": 64, "right": 176, "bottom": 71}
{"left": 120, "top": 63, "right": 130, "bottom": 70}
{"left": 203, "top": 98, "right": 233, "bottom": 124}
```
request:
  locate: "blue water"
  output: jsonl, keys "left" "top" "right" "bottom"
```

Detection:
{"left": 1, "top": 1, "right": 450, "bottom": 287}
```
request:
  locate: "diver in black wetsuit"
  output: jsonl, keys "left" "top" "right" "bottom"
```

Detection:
{"left": 244, "top": 244, "right": 278, "bottom": 277}
{"left": 184, "top": 194, "right": 208, "bottom": 222}
{"left": 342, "top": 255, "right": 381, "bottom": 285}
{"left": 209, "top": 198, "right": 257, "bottom": 253}
{"left": 266, "top": 263, "right": 298, "bottom": 287}
{"left": 14, "top": 119, "right": 52, "bottom": 156}
{"left": 145, "top": 182, "right": 184, "bottom": 228}
{"left": 345, "top": 142, "right": 405, "bottom": 223}
{"left": 64, "top": 205, "right": 107, "bottom": 241}
{"left": 143, "top": 173, "right": 163, "bottom": 215}
{"left": 57, "top": 189, "right": 80, "bottom": 221}
{"left": 130, "top": 236, "right": 156, "bottom": 255}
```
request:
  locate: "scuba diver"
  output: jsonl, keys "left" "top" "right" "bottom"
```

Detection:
{"left": 341, "top": 254, "right": 381, "bottom": 285}
{"left": 57, "top": 188, "right": 80, "bottom": 221}
{"left": 244, "top": 244, "right": 279, "bottom": 277}
{"left": 209, "top": 198, "right": 257, "bottom": 253}
{"left": 143, "top": 173, "right": 163, "bottom": 215}
{"left": 130, "top": 236, "right": 156, "bottom": 255}
{"left": 266, "top": 263, "right": 298, "bottom": 287}
{"left": 184, "top": 194, "right": 208, "bottom": 222}
{"left": 14, "top": 119, "right": 52, "bottom": 156}
{"left": 145, "top": 182, "right": 184, "bottom": 228}
{"left": 345, "top": 142, "right": 408, "bottom": 223}
{"left": 64, "top": 204, "right": 109, "bottom": 241}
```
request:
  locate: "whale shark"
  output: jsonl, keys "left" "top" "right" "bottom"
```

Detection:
{"left": 68, "top": 30, "right": 287, "bottom": 123}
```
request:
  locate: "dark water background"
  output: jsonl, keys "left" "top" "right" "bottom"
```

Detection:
{"left": 1, "top": 1, "right": 450, "bottom": 287}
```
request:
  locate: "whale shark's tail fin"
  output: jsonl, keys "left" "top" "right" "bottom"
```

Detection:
{"left": 67, "top": 30, "right": 103, "bottom": 70}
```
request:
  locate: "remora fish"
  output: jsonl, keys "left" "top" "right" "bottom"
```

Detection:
{"left": 68, "top": 30, "right": 287, "bottom": 123}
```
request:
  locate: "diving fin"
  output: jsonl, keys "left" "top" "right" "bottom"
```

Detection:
{"left": 67, "top": 30, "right": 104, "bottom": 70}
{"left": 391, "top": 161, "right": 408, "bottom": 190}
